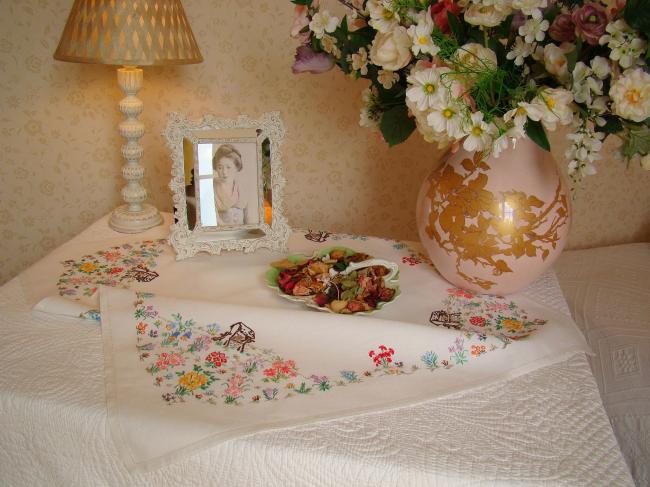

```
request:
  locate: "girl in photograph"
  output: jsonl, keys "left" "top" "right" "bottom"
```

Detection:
{"left": 212, "top": 144, "right": 249, "bottom": 225}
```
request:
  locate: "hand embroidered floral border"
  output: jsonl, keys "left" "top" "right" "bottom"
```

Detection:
{"left": 132, "top": 291, "right": 544, "bottom": 407}
{"left": 430, "top": 287, "right": 548, "bottom": 341}
{"left": 57, "top": 239, "right": 167, "bottom": 300}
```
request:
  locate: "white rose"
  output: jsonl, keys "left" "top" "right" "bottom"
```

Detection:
{"left": 610, "top": 68, "right": 650, "bottom": 123}
{"left": 544, "top": 44, "right": 569, "bottom": 83}
{"left": 523, "top": 87, "right": 574, "bottom": 131}
{"left": 370, "top": 26, "right": 413, "bottom": 71}
{"left": 456, "top": 43, "right": 498, "bottom": 69}
{"left": 464, "top": 4, "right": 510, "bottom": 28}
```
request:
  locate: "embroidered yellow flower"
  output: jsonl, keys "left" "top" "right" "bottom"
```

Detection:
{"left": 178, "top": 371, "right": 208, "bottom": 391}
{"left": 79, "top": 262, "right": 97, "bottom": 273}
{"left": 502, "top": 319, "right": 524, "bottom": 331}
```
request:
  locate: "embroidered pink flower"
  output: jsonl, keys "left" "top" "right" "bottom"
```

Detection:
{"left": 103, "top": 251, "right": 122, "bottom": 262}
{"left": 224, "top": 374, "right": 245, "bottom": 397}
{"left": 486, "top": 301, "right": 508, "bottom": 312}
{"left": 155, "top": 352, "right": 185, "bottom": 370}
{"left": 471, "top": 345, "right": 486, "bottom": 357}
{"left": 136, "top": 322, "right": 147, "bottom": 335}
{"left": 469, "top": 316, "right": 486, "bottom": 327}
{"left": 572, "top": 2, "right": 607, "bottom": 45}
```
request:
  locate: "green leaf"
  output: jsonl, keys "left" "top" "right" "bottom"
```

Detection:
{"left": 488, "top": 37, "right": 507, "bottom": 64}
{"left": 596, "top": 116, "right": 623, "bottom": 135}
{"left": 624, "top": 0, "right": 650, "bottom": 36}
{"left": 543, "top": 4, "right": 561, "bottom": 24}
{"left": 566, "top": 38, "right": 582, "bottom": 74}
{"left": 347, "top": 26, "right": 375, "bottom": 52}
{"left": 622, "top": 125, "right": 650, "bottom": 159}
{"left": 495, "top": 15, "right": 513, "bottom": 39}
{"left": 291, "top": 0, "right": 311, "bottom": 5}
{"left": 380, "top": 105, "right": 416, "bottom": 147}
{"left": 447, "top": 12, "right": 465, "bottom": 43}
{"left": 525, "top": 120, "right": 551, "bottom": 152}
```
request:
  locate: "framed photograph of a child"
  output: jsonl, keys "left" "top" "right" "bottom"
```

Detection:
{"left": 195, "top": 138, "right": 261, "bottom": 229}
{"left": 164, "top": 112, "right": 290, "bottom": 258}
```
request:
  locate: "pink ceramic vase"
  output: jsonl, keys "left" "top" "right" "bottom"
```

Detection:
{"left": 416, "top": 137, "right": 571, "bottom": 295}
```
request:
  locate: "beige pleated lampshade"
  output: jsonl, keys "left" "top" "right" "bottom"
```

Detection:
{"left": 54, "top": 0, "right": 203, "bottom": 66}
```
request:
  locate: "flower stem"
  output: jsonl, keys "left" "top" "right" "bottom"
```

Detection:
{"left": 336, "top": 0, "right": 367, "bottom": 18}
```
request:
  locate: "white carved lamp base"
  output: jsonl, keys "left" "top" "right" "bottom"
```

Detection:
{"left": 109, "top": 66, "right": 163, "bottom": 234}
{"left": 109, "top": 203, "right": 162, "bottom": 233}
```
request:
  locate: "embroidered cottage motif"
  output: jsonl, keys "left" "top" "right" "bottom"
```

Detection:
{"left": 215, "top": 322, "right": 256, "bottom": 353}
{"left": 429, "top": 310, "right": 462, "bottom": 329}
{"left": 304, "top": 230, "right": 331, "bottom": 243}
{"left": 57, "top": 239, "right": 167, "bottom": 299}
{"left": 125, "top": 264, "right": 160, "bottom": 283}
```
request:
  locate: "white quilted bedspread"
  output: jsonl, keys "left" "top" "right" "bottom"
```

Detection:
{"left": 556, "top": 244, "right": 650, "bottom": 487}
{"left": 0, "top": 216, "right": 635, "bottom": 487}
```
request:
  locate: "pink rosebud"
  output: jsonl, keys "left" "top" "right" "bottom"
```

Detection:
{"left": 607, "top": 0, "right": 626, "bottom": 17}
{"left": 292, "top": 45, "right": 334, "bottom": 74}
{"left": 291, "top": 5, "right": 311, "bottom": 44}
{"left": 549, "top": 14, "right": 576, "bottom": 43}
{"left": 572, "top": 2, "right": 608, "bottom": 46}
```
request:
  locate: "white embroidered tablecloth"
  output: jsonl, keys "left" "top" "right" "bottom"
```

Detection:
{"left": 0, "top": 213, "right": 634, "bottom": 486}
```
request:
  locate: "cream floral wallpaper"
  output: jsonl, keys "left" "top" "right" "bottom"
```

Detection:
{"left": 0, "top": 0, "right": 648, "bottom": 285}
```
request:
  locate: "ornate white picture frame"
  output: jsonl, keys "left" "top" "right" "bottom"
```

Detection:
{"left": 163, "top": 112, "right": 291, "bottom": 259}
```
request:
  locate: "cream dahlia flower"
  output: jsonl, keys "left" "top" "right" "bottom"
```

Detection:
{"left": 609, "top": 68, "right": 650, "bottom": 123}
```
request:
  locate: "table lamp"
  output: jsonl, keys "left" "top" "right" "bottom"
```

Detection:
{"left": 53, "top": 0, "right": 203, "bottom": 233}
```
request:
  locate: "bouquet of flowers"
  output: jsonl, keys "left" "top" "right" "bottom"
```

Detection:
{"left": 289, "top": 0, "right": 650, "bottom": 184}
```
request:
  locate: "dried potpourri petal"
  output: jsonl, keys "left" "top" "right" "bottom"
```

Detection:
{"left": 273, "top": 249, "right": 397, "bottom": 314}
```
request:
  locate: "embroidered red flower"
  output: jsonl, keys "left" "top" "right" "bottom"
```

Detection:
{"left": 108, "top": 267, "right": 124, "bottom": 275}
{"left": 447, "top": 287, "right": 475, "bottom": 299}
{"left": 263, "top": 359, "right": 298, "bottom": 380}
{"left": 205, "top": 351, "right": 228, "bottom": 367}
{"left": 369, "top": 345, "right": 396, "bottom": 367}
{"left": 402, "top": 256, "right": 421, "bottom": 266}
{"left": 469, "top": 316, "right": 486, "bottom": 327}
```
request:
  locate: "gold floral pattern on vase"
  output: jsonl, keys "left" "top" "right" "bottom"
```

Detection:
{"left": 417, "top": 137, "right": 571, "bottom": 295}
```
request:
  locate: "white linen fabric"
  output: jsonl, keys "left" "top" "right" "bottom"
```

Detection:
{"left": 0, "top": 275, "right": 634, "bottom": 486}
{"left": 555, "top": 243, "right": 650, "bottom": 487}
{"left": 25, "top": 213, "right": 590, "bottom": 348}
{"left": 100, "top": 283, "right": 591, "bottom": 471}
{"left": 0, "top": 214, "right": 633, "bottom": 486}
